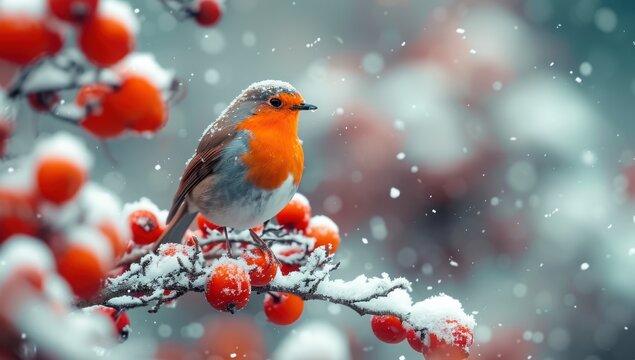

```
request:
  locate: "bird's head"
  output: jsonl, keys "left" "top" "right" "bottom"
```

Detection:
{"left": 225, "top": 80, "right": 317, "bottom": 129}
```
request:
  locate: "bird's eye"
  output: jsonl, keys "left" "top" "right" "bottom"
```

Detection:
{"left": 269, "top": 97, "right": 282, "bottom": 108}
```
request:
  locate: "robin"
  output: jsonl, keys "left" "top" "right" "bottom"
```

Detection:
{"left": 160, "top": 80, "right": 317, "bottom": 246}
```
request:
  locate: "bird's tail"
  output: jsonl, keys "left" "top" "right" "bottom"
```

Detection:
{"left": 158, "top": 202, "right": 198, "bottom": 246}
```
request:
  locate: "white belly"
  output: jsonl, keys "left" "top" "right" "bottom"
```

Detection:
{"left": 202, "top": 175, "right": 298, "bottom": 230}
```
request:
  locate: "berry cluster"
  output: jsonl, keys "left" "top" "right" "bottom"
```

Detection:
{"left": 122, "top": 192, "right": 341, "bottom": 327}
{"left": 371, "top": 315, "right": 474, "bottom": 359}
{"left": 0, "top": 133, "right": 131, "bottom": 343}
{"left": 0, "top": 0, "right": 223, "bottom": 143}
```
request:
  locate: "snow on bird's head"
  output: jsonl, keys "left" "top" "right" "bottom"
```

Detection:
{"left": 240, "top": 80, "right": 298, "bottom": 101}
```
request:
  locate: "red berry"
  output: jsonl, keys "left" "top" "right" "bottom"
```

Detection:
{"left": 277, "top": 247, "right": 303, "bottom": 275}
{"left": 370, "top": 315, "right": 406, "bottom": 344}
{"left": 0, "top": 16, "right": 63, "bottom": 65}
{"left": 205, "top": 260, "right": 251, "bottom": 313}
{"left": 263, "top": 292, "right": 303, "bottom": 326}
{"left": 194, "top": 0, "right": 222, "bottom": 27}
{"left": 406, "top": 328, "right": 424, "bottom": 352}
{"left": 0, "top": 190, "right": 38, "bottom": 243}
{"left": 241, "top": 248, "right": 278, "bottom": 287}
{"left": 27, "top": 91, "right": 60, "bottom": 112}
{"left": 159, "top": 243, "right": 189, "bottom": 257}
{"left": 422, "top": 321, "right": 473, "bottom": 360}
{"left": 93, "top": 306, "right": 131, "bottom": 341}
{"left": 77, "top": 83, "right": 113, "bottom": 109}
{"left": 79, "top": 16, "right": 133, "bottom": 67}
{"left": 128, "top": 209, "right": 163, "bottom": 245}
{"left": 197, "top": 214, "right": 220, "bottom": 234}
{"left": 35, "top": 156, "right": 87, "bottom": 205}
{"left": 275, "top": 193, "right": 311, "bottom": 231}
{"left": 306, "top": 216, "right": 340, "bottom": 255}
{"left": 0, "top": 119, "right": 13, "bottom": 158}
{"left": 99, "top": 221, "right": 126, "bottom": 258}
{"left": 49, "top": 0, "right": 99, "bottom": 23}
{"left": 57, "top": 245, "right": 105, "bottom": 299}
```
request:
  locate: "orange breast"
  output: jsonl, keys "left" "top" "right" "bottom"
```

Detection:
{"left": 236, "top": 109, "right": 304, "bottom": 191}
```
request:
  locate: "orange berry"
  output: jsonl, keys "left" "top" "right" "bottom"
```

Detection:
{"left": 79, "top": 16, "right": 133, "bottom": 67}
{"left": 241, "top": 248, "right": 278, "bottom": 287}
{"left": 99, "top": 221, "right": 126, "bottom": 258}
{"left": 0, "top": 16, "right": 63, "bottom": 65}
{"left": 370, "top": 315, "right": 406, "bottom": 344}
{"left": 49, "top": 0, "right": 99, "bottom": 23}
{"left": 205, "top": 260, "right": 250, "bottom": 313}
{"left": 102, "top": 76, "right": 166, "bottom": 133}
{"left": 275, "top": 194, "right": 311, "bottom": 231}
{"left": 57, "top": 245, "right": 104, "bottom": 299}
{"left": 263, "top": 292, "right": 303, "bottom": 326}
{"left": 197, "top": 214, "right": 220, "bottom": 234}
{"left": 128, "top": 209, "right": 163, "bottom": 245}
{"left": 0, "top": 190, "right": 38, "bottom": 243}
{"left": 194, "top": 0, "right": 222, "bottom": 27}
{"left": 35, "top": 157, "right": 87, "bottom": 205}
{"left": 306, "top": 216, "right": 340, "bottom": 255}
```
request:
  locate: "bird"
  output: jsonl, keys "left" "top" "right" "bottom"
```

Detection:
{"left": 159, "top": 80, "right": 317, "bottom": 246}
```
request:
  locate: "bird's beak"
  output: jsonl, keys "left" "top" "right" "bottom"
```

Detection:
{"left": 291, "top": 103, "right": 318, "bottom": 111}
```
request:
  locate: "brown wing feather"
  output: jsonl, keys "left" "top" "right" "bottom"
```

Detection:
{"left": 166, "top": 123, "right": 237, "bottom": 222}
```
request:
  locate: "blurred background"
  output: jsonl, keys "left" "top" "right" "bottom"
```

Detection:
{"left": 7, "top": 0, "right": 635, "bottom": 358}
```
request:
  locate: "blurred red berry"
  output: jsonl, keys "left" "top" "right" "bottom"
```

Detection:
{"left": 128, "top": 209, "right": 163, "bottom": 245}
{"left": 0, "top": 16, "right": 63, "bottom": 65}
{"left": 275, "top": 193, "right": 311, "bottom": 232}
{"left": 0, "top": 190, "right": 38, "bottom": 243}
{"left": 263, "top": 292, "right": 303, "bottom": 326}
{"left": 99, "top": 221, "right": 126, "bottom": 258}
{"left": 93, "top": 306, "right": 131, "bottom": 341}
{"left": 306, "top": 216, "right": 340, "bottom": 255}
{"left": 57, "top": 245, "right": 105, "bottom": 299}
{"left": 205, "top": 260, "right": 250, "bottom": 313}
{"left": 370, "top": 315, "right": 406, "bottom": 344}
{"left": 49, "top": 0, "right": 99, "bottom": 23}
{"left": 103, "top": 76, "right": 167, "bottom": 133}
{"left": 197, "top": 214, "right": 220, "bottom": 234}
{"left": 194, "top": 0, "right": 222, "bottom": 27}
{"left": 79, "top": 16, "right": 133, "bottom": 67}
{"left": 27, "top": 91, "right": 60, "bottom": 112}
{"left": 241, "top": 248, "right": 278, "bottom": 286}
{"left": 35, "top": 156, "right": 87, "bottom": 205}
{"left": 0, "top": 119, "right": 13, "bottom": 158}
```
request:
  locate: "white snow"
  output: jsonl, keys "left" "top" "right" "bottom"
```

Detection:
{"left": 308, "top": 215, "right": 339, "bottom": 233}
{"left": 66, "top": 226, "right": 114, "bottom": 267}
{"left": 0, "top": 236, "right": 54, "bottom": 285}
{"left": 122, "top": 197, "right": 168, "bottom": 227}
{"left": 0, "top": 0, "right": 47, "bottom": 17}
{"left": 408, "top": 294, "right": 476, "bottom": 344}
{"left": 115, "top": 53, "right": 175, "bottom": 91}
{"left": 291, "top": 192, "right": 310, "bottom": 208}
{"left": 272, "top": 321, "right": 351, "bottom": 360}
{"left": 33, "top": 132, "right": 94, "bottom": 171}
{"left": 98, "top": 0, "right": 139, "bottom": 35}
